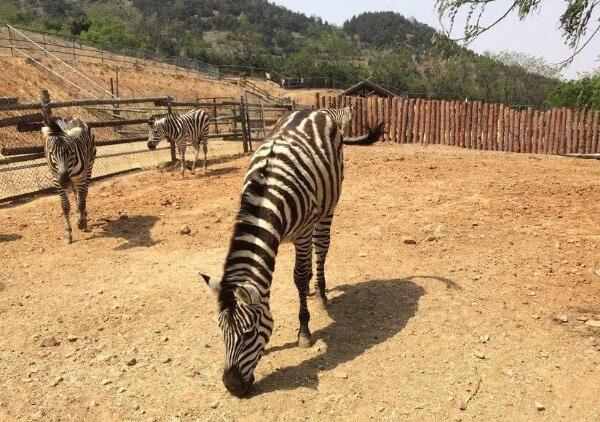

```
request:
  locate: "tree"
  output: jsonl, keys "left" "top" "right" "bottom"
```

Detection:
{"left": 436, "top": 1, "right": 600, "bottom": 62}
{"left": 547, "top": 73, "right": 600, "bottom": 109}
{"left": 490, "top": 51, "right": 563, "bottom": 80}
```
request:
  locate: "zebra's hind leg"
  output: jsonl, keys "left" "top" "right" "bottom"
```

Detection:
{"left": 293, "top": 232, "right": 314, "bottom": 348}
{"left": 202, "top": 136, "right": 208, "bottom": 171}
{"left": 58, "top": 189, "right": 73, "bottom": 244}
{"left": 75, "top": 182, "right": 89, "bottom": 231}
{"left": 313, "top": 214, "right": 333, "bottom": 309}
{"left": 190, "top": 141, "right": 200, "bottom": 172}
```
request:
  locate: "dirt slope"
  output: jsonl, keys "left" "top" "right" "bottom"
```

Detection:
{"left": 0, "top": 144, "right": 599, "bottom": 421}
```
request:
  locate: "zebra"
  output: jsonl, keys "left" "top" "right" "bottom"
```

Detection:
{"left": 147, "top": 109, "right": 211, "bottom": 175}
{"left": 42, "top": 117, "right": 96, "bottom": 245}
{"left": 201, "top": 109, "right": 384, "bottom": 396}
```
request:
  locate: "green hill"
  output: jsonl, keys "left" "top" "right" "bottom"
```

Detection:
{"left": 0, "top": 1, "right": 560, "bottom": 106}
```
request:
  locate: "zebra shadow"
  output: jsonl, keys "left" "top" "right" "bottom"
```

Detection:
{"left": 254, "top": 276, "right": 458, "bottom": 395}
{"left": 94, "top": 215, "right": 161, "bottom": 250}
{"left": 0, "top": 234, "right": 22, "bottom": 243}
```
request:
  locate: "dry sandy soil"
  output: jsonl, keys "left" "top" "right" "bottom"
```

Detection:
{"left": 1, "top": 144, "right": 599, "bottom": 422}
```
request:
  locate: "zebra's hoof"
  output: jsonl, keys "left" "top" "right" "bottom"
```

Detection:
{"left": 64, "top": 235, "right": 73, "bottom": 245}
{"left": 298, "top": 335, "right": 312, "bottom": 349}
{"left": 78, "top": 220, "right": 88, "bottom": 231}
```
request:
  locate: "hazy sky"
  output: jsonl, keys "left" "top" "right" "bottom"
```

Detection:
{"left": 271, "top": 0, "right": 600, "bottom": 79}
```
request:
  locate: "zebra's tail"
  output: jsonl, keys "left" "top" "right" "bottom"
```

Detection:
{"left": 342, "top": 122, "right": 385, "bottom": 146}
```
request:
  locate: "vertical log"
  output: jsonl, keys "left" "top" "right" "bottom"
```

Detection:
{"left": 423, "top": 100, "right": 431, "bottom": 145}
{"left": 517, "top": 109, "right": 525, "bottom": 153}
{"left": 497, "top": 105, "right": 505, "bottom": 151}
{"left": 406, "top": 99, "right": 414, "bottom": 143}
{"left": 463, "top": 101, "right": 471, "bottom": 149}
{"left": 484, "top": 103, "right": 491, "bottom": 150}
{"left": 396, "top": 98, "right": 403, "bottom": 143}
{"left": 531, "top": 110, "right": 539, "bottom": 154}
{"left": 390, "top": 97, "right": 397, "bottom": 142}
{"left": 453, "top": 101, "right": 460, "bottom": 146}
{"left": 420, "top": 99, "right": 427, "bottom": 143}
{"left": 315, "top": 92, "right": 320, "bottom": 109}
{"left": 565, "top": 108, "right": 572, "bottom": 154}
{"left": 558, "top": 108, "right": 567, "bottom": 155}
{"left": 412, "top": 99, "right": 419, "bottom": 143}
{"left": 402, "top": 99, "right": 410, "bottom": 143}
{"left": 585, "top": 108, "right": 593, "bottom": 154}
{"left": 592, "top": 110, "right": 599, "bottom": 154}
{"left": 505, "top": 107, "right": 513, "bottom": 152}
{"left": 573, "top": 110, "right": 580, "bottom": 154}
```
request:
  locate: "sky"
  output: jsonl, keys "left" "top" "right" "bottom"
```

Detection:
{"left": 271, "top": 0, "right": 600, "bottom": 80}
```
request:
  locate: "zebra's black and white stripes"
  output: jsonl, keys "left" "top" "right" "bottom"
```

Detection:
{"left": 147, "top": 109, "right": 211, "bottom": 175}
{"left": 202, "top": 108, "right": 383, "bottom": 396}
{"left": 42, "top": 117, "right": 96, "bottom": 244}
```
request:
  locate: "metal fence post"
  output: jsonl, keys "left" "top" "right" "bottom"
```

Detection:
{"left": 167, "top": 96, "right": 176, "bottom": 162}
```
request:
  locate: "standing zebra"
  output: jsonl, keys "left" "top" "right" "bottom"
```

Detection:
{"left": 201, "top": 109, "right": 383, "bottom": 396}
{"left": 42, "top": 117, "right": 96, "bottom": 244}
{"left": 147, "top": 109, "right": 211, "bottom": 175}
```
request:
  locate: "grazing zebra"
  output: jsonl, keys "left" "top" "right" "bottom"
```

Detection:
{"left": 42, "top": 117, "right": 96, "bottom": 244}
{"left": 201, "top": 109, "right": 384, "bottom": 396}
{"left": 147, "top": 109, "right": 211, "bottom": 175}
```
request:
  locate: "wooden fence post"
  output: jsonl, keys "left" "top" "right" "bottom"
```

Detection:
{"left": 7, "top": 25, "right": 14, "bottom": 57}
{"left": 239, "top": 97, "right": 249, "bottom": 153}
{"left": 40, "top": 89, "right": 52, "bottom": 124}
{"left": 213, "top": 98, "right": 219, "bottom": 135}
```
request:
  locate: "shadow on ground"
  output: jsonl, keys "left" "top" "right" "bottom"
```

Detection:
{"left": 0, "top": 234, "right": 22, "bottom": 242}
{"left": 94, "top": 215, "right": 160, "bottom": 250}
{"left": 254, "top": 275, "right": 458, "bottom": 395}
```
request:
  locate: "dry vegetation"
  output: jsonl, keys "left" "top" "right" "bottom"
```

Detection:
{"left": 0, "top": 144, "right": 599, "bottom": 421}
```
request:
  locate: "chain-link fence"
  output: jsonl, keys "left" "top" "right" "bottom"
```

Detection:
{"left": 0, "top": 92, "right": 294, "bottom": 201}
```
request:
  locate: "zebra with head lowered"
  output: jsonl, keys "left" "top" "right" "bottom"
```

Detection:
{"left": 201, "top": 108, "right": 384, "bottom": 396}
{"left": 42, "top": 117, "right": 96, "bottom": 244}
{"left": 147, "top": 109, "right": 211, "bottom": 175}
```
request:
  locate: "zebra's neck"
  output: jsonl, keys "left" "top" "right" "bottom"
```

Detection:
{"left": 220, "top": 180, "right": 284, "bottom": 306}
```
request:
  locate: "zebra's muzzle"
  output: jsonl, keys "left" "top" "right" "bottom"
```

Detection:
{"left": 147, "top": 141, "right": 157, "bottom": 150}
{"left": 222, "top": 367, "right": 253, "bottom": 397}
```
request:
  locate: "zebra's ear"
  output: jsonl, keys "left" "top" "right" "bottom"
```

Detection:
{"left": 234, "top": 284, "right": 260, "bottom": 306}
{"left": 65, "top": 127, "right": 83, "bottom": 139}
{"left": 200, "top": 273, "right": 221, "bottom": 294}
{"left": 41, "top": 125, "right": 52, "bottom": 139}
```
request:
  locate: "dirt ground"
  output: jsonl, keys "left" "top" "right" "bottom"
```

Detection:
{"left": 1, "top": 144, "right": 599, "bottom": 422}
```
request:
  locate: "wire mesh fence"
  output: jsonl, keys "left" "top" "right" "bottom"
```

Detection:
{"left": 0, "top": 92, "right": 294, "bottom": 202}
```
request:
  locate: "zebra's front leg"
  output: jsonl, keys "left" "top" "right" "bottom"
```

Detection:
{"left": 293, "top": 233, "right": 314, "bottom": 348}
{"left": 313, "top": 215, "right": 333, "bottom": 309}
{"left": 59, "top": 189, "right": 73, "bottom": 244}
{"left": 179, "top": 142, "right": 187, "bottom": 176}
{"left": 75, "top": 183, "right": 89, "bottom": 231}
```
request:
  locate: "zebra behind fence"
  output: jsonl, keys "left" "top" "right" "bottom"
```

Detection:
{"left": 201, "top": 109, "right": 384, "bottom": 396}
{"left": 147, "top": 109, "right": 211, "bottom": 175}
{"left": 42, "top": 117, "right": 96, "bottom": 244}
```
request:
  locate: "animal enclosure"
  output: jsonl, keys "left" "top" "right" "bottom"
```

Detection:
{"left": 0, "top": 145, "right": 598, "bottom": 421}
{"left": 317, "top": 94, "right": 600, "bottom": 155}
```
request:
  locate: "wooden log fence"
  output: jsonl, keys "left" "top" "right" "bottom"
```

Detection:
{"left": 316, "top": 95, "right": 600, "bottom": 155}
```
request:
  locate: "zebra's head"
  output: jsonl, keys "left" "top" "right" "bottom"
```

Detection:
{"left": 201, "top": 273, "right": 273, "bottom": 397}
{"left": 147, "top": 116, "right": 167, "bottom": 150}
{"left": 41, "top": 118, "right": 83, "bottom": 189}
{"left": 339, "top": 106, "right": 354, "bottom": 130}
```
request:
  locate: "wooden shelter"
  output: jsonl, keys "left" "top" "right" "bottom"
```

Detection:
{"left": 342, "top": 80, "right": 397, "bottom": 98}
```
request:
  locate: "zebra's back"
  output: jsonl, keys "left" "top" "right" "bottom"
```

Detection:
{"left": 243, "top": 109, "right": 344, "bottom": 242}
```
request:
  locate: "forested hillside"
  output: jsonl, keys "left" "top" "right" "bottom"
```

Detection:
{"left": 0, "top": 0, "right": 563, "bottom": 106}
